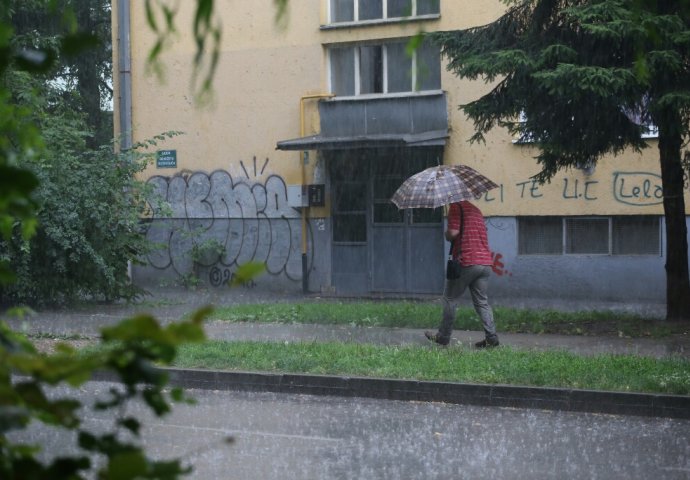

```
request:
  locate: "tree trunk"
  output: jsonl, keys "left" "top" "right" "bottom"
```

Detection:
{"left": 76, "top": 0, "right": 104, "bottom": 150}
{"left": 657, "top": 117, "right": 690, "bottom": 321}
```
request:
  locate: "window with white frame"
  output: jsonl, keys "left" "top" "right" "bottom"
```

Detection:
{"left": 518, "top": 216, "right": 661, "bottom": 255}
{"left": 515, "top": 107, "right": 659, "bottom": 144}
{"left": 625, "top": 95, "right": 659, "bottom": 138}
{"left": 329, "top": 39, "right": 441, "bottom": 96}
{"left": 329, "top": 0, "right": 440, "bottom": 24}
{"left": 624, "top": 109, "right": 658, "bottom": 138}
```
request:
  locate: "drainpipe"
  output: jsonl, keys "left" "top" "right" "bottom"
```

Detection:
{"left": 117, "top": 0, "right": 133, "bottom": 281}
{"left": 299, "top": 94, "right": 335, "bottom": 294}
{"left": 118, "top": 0, "right": 132, "bottom": 151}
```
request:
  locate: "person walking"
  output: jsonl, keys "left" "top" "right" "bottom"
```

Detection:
{"left": 425, "top": 200, "right": 499, "bottom": 348}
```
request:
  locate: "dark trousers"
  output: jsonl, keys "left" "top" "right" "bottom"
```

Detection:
{"left": 439, "top": 265, "right": 497, "bottom": 342}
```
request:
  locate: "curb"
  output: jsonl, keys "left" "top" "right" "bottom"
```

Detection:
{"left": 143, "top": 368, "right": 690, "bottom": 420}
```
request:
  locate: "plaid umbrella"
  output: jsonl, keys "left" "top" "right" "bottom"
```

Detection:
{"left": 391, "top": 164, "right": 498, "bottom": 209}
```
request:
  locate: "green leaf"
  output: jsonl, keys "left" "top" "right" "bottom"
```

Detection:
{"left": 166, "top": 322, "right": 206, "bottom": 343}
{"left": 0, "top": 266, "right": 17, "bottom": 285}
{"left": 78, "top": 431, "right": 98, "bottom": 451}
{"left": 0, "top": 166, "right": 39, "bottom": 194}
{"left": 145, "top": 0, "right": 159, "bottom": 32}
{"left": 189, "top": 306, "right": 214, "bottom": 326}
{"left": 61, "top": 33, "right": 101, "bottom": 57}
{"left": 46, "top": 457, "right": 91, "bottom": 477}
{"left": 406, "top": 32, "right": 425, "bottom": 56}
{"left": 118, "top": 417, "right": 141, "bottom": 435}
{"left": 170, "top": 387, "right": 185, "bottom": 402}
{"left": 101, "top": 314, "right": 165, "bottom": 343}
{"left": 105, "top": 451, "right": 148, "bottom": 480}
{"left": 0, "top": 406, "right": 32, "bottom": 432}
{"left": 230, "top": 261, "right": 266, "bottom": 287}
{"left": 148, "top": 459, "right": 192, "bottom": 477}
{"left": 142, "top": 388, "right": 171, "bottom": 416}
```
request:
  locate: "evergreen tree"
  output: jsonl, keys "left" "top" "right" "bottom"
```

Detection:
{"left": 434, "top": 0, "right": 690, "bottom": 320}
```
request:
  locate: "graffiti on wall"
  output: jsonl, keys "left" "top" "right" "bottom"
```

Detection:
{"left": 491, "top": 252, "right": 512, "bottom": 277}
{"left": 612, "top": 172, "right": 664, "bottom": 206}
{"left": 483, "top": 170, "right": 668, "bottom": 206}
{"left": 485, "top": 218, "right": 513, "bottom": 278}
{"left": 143, "top": 166, "right": 311, "bottom": 286}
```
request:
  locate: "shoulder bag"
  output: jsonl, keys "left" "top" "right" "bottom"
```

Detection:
{"left": 445, "top": 204, "right": 464, "bottom": 280}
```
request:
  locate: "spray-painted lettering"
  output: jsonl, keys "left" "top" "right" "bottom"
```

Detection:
{"left": 144, "top": 165, "right": 313, "bottom": 285}
{"left": 483, "top": 184, "right": 505, "bottom": 203}
{"left": 563, "top": 178, "right": 598, "bottom": 200}
{"left": 515, "top": 179, "right": 543, "bottom": 199}
{"left": 613, "top": 172, "right": 663, "bottom": 206}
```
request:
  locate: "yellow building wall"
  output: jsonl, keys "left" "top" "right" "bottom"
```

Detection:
{"left": 113, "top": 0, "right": 688, "bottom": 218}
{"left": 122, "top": 1, "right": 326, "bottom": 189}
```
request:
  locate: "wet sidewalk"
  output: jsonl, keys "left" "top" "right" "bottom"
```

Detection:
{"left": 5, "top": 286, "right": 687, "bottom": 359}
{"left": 5, "top": 286, "right": 690, "bottom": 419}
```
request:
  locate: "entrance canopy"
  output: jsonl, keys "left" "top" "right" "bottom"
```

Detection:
{"left": 276, "top": 129, "right": 448, "bottom": 151}
{"left": 276, "top": 93, "right": 449, "bottom": 151}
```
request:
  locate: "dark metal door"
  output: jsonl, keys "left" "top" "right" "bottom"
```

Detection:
{"left": 370, "top": 150, "right": 444, "bottom": 294}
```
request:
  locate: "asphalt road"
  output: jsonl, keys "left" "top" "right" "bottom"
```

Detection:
{"left": 14, "top": 381, "right": 690, "bottom": 480}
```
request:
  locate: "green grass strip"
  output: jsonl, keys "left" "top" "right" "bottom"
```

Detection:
{"left": 208, "top": 302, "right": 683, "bottom": 337}
{"left": 173, "top": 340, "right": 690, "bottom": 395}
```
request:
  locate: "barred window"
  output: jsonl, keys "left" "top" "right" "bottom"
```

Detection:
{"left": 518, "top": 216, "right": 661, "bottom": 255}
{"left": 565, "top": 218, "right": 609, "bottom": 254}
{"left": 612, "top": 216, "right": 661, "bottom": 255}
{"left": 331, "top": 157, "right": 368, "bottom": 243}
{"left": 518, "top": 217, "right": 562, "bottom": 255}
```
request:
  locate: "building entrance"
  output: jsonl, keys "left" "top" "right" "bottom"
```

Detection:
{"left": 330, "top": 148, "right": 444, "bottom": 295}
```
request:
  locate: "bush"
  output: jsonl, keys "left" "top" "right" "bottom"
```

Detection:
{"left": 0, "top": 68, "right": 181, "bottom": 306}
{"left": 0, "top": 138, "right": 168, "bottom": 306}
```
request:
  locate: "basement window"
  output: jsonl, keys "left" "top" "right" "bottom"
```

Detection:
{"left": 518, "top": 216, "right": 661, "bottom": 256}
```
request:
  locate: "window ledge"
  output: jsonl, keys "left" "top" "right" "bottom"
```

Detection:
{"left": 641, "top": 133, "right": 659, "bottom": 139}
{"left": 512, "top": 133, "right": 659, "bottom": 144}
{"left": 325, "top": 90, "right": 445, "bottom": 102}
{"left": 320, "top": 14, "right": 440, "bottom": 30}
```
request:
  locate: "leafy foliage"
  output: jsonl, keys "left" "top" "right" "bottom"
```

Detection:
{"left": 144, "top": 0, "right": 290, "bottom": 102}
{"left": 10, "top": 0, "right": 113, "bottom": 148}
{"left": 0, "top": 40, "right": 196, "bottom": 472}
{"left": 0, "top": 308, "right": 210, "bottom": 479}
{"left": 0, "top": 129, "right": 177, "bottom": 306}
{"left": 0, "top": 1, "right": 178, "bottom": 306}
{"left": 0, "top": 0, "right": 270, "bottom": 478}
{"left": 0, "top": 0, "right": 108, "bottom": 285}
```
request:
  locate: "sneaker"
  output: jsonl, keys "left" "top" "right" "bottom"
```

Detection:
{"left": 424, "top": 331, "right": 450, "bottom": 346}
{"left": 474, "top": 338, "right": 499, "bottom": 349}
